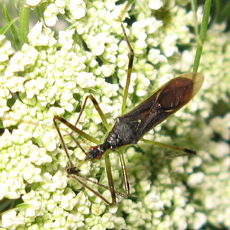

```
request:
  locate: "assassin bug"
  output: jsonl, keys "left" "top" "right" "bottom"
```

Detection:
{"left": 53, "top": 19, "right": 204, "bottom": 205}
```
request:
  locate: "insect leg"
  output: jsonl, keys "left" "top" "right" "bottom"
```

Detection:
{"left": 54, "top": 94, "right": 110, "bottom": 148}
{"left": 72, "top": 94, "right": 110, "bottom": 131}
{"left": 54, "top": 95, "right": 126, "bottom": 204}
{"left": 141, "top": 138, "right": 196, "bottom": 161}
{"left": 118, "top": 149, "right": 130, "bottom": 197}
{"left": 68, "top": 169, "right": 127, "bottom": 205}
{"left": 53, "top": 96, "right": 105, "bottom": 171}
{"left": 119, "top": 21, "right": 134, "bottom": 115}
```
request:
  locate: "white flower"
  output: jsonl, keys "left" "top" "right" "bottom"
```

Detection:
{"left": 1, "top": 210, "right": 24, "bottom": 229}
{"left": 44, "top": 3, "right": 58, "bottom": 27}
{"left": 149, "top": 0, "right": 164, "bottom": 10}
{"left": 29, "top": 145, "right": 52, "bottom": 165}
{"left": 0, "top": 37, "right": 14, "bottom": 62}
{"left": 24, "top": 78, "right": 46, "bottom": 99}
{"left": 23, "top": 164, "right": 42, "bottom": 183}
{"left": 26, "top": 0, "right": 42, "bottom": 7}
{"left": 28, "top": 22, "right": 57, "bottom": 46}
{"left": 76, "top": 72, "right": 96, "bottom": 88}
{"left": 68, "top": 0, "right": 86, "bottom": 20}
{"left": 88, "top": 33, "right": 108, "bottom": 56}
{"left": 52, "top": 171, "right": 67, "bottom": 190}
{"left": 59, "top": 29, "right": 75, "bottom": 50}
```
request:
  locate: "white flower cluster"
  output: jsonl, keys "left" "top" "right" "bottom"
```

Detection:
{"left": 1, "top": 0, "right": 127, "bottom": 229}
{"left": 0, "top": 35, "right": 15, "bottom": 116}
{"left": 1, "top": 0, "right": 229, "bottom": 229}
{"left": 0, "top": 35, "right": 14, "bottom": 63}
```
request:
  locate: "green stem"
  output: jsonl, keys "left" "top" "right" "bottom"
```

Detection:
{"left": 193, "top": 0, "right": 212, "bottom": 72}
{"left": 191, "top": 0, "right": 199, "bottom": 38}
{"left": 19, "top": 0, "right": 30, "bottom": 45}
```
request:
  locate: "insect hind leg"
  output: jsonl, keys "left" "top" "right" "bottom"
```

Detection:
{"left": 141, "top": 138, "right": 196, "bottom": 161}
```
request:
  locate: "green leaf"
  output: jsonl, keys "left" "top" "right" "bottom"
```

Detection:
{"left": 3, "top": 3, "right": 21, "bottom": 50}
{"left": 0, "top": 17, "right": 18, "bottom": 35}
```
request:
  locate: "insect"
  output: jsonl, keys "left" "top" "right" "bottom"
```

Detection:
{"left": 53, "top": 17, "right": 205, "bottom": 205}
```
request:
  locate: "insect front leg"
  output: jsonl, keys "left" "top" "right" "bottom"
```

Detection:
{"left": 120, "top": 21, "right": 134, "bottom": 115}
{"left": 53, "top": 94, "right": 111, "bottom": 163}
{"left": 54, "top": 94, "right": 130, "bottom": 205}
{"left": 72, "top": 94, "right": 110, "bottom": 131}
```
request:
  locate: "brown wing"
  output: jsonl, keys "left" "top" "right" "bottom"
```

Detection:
{"left": 120, "top": 73, "right": 204, "bottom": 139}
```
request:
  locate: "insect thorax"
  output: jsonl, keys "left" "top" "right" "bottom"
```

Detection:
{"left": 105, "top": 117, "right": 140, "bottom": 149}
